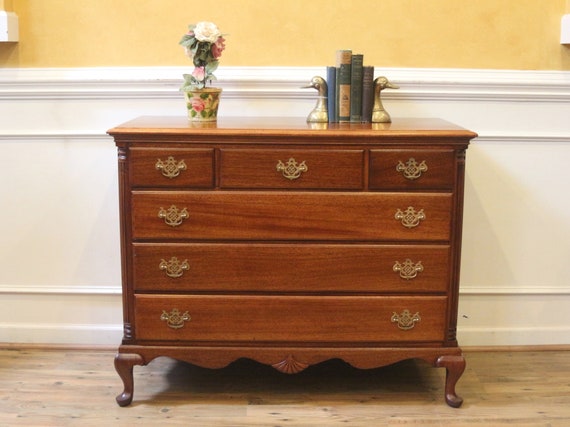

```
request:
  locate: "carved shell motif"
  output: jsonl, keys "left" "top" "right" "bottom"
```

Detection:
{"left": 271, "top": 355, "right": 309, "bottom": 374}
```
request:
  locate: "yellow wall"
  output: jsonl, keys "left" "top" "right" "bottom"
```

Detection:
{"left": 1, "top": 0, "right": 569, "bottom": 70}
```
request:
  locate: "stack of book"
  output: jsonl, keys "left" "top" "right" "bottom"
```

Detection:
{"left": 326, "top": 50, "right": 375, "bottom": 123}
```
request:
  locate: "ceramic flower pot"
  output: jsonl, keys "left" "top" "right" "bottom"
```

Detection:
{"left": 183, "top": 87, "right": 222, "bottom": 121}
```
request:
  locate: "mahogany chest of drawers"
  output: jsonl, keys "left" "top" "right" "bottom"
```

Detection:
{"left": 107, "top": 116, "right": 476, "bottom": 407}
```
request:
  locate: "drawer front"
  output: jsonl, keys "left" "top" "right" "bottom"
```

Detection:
{"left": 131, "top": 191, "right": 452, "bottom": 241}
{"left": 133, "top": 243, "right": 450, "bottom": 293}
{"left": 220, "top": 149, "right": 364, "bottom": 189}
{"left": 129, "top": 148, "right": 214, "bottom": 188}
{"left": 369, "top": 149, "right": 456, "bottom": 190}
{"left": 134, "top": 295, "right": 447, "bottom": 343}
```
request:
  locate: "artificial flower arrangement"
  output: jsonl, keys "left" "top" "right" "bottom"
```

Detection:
{"left": 179, "top": 21, "right": 226, "bottom": 91}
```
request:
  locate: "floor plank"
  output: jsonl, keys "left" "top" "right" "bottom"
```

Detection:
{"left": 1, "top": 348, "right": 569, "bottom": 426}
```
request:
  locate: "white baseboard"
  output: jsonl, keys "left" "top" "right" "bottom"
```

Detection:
{"left": 0, "top": 322, "right": 123, "bottom": 346}
{"left": 458, "top": 326, "right": 570, "bottom": 347}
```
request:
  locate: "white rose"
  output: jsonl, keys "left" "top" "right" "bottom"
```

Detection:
{"left": 193, "top": 22, "right": 221, "bottom": 43}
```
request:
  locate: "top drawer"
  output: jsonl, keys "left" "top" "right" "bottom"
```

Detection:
{"left": 369, "top": 149, "right": 456, "bottom": 190}
{"left": 220, "top": 149, "right": 364, "bottom": 189}
{"left": 129, "top": 148, "right": 214, "bottom": 188}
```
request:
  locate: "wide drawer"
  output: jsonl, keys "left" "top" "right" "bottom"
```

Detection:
{"left": 220, "top": 149, "right": 364, "bottom": 189}
{"left": 134, "top": 295, "right": 447, "bottom": 343}
{"left": 369, "top": 149, "right": 456, "bottom": 190}
{"left": 131, "top": 191, "right": 452, "bottom": 241}
{"left": 133, "top": 243, "right": 450, "bottom": 293}
{"left": 129, "top": 147, "right": 214, "bottom": 188}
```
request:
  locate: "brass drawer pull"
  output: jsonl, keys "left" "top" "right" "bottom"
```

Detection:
{"left": 158, "top": 205, "right": 189, "bottom": 227}
{"left": 155, "top": 156, "right": 187, "bottom": 179}
{"left": 396, "top": 158, "right": 427, "bottom": 180}
{"left": 395, "top": 206, "right": 425, "bottom": 228}
{"left": 276, "top": 158, "right": 308, "bottom": 180}
{"left": 159, "top": 257, "right": 190, "bottom": 278}
{"left": 393, "top": 259, "right": 424, "bottom": 280}
{"left": 160, "top": 309, "right": 191, "bottom": 329}
{"left": 391, "top": 309, "right": 421, "bottom": 330}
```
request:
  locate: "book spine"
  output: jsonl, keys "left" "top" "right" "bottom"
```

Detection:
{"left": 350, "top": 54, "right": 363, "bottom": 122}
{"left": 326, "top": 66, "right": 337, "bottom": 123}
{"left": 335, "top": 49, "right": 352, "bottom": 123}
{"left": 361, "top": 66, "right": 375, "bottom": 122}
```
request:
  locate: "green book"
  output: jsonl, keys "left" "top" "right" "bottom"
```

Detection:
{"left": 350, "top": 54, "right": 363, "bottom": 122}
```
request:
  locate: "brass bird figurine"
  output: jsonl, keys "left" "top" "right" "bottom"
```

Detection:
{"left": 372, "top": 76, "right": 399, "bottom": 123}
{"left": 302, "top": 76, "right": 328, "bottom": 123}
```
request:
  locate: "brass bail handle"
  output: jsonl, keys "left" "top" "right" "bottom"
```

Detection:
{"left": 393, "top": 259, "right": 424, "bottom": 280}
{"left": 395, "top": 207, "right": 425, "bottom": 228}
{"left": 396, "top": 158, "right": 428, "bottom": 180}
{"left": 156, "top": 156, "right": 187, "bottom": 179}
{"left": 159, "top": 257, "right": 190, "bottom": 278}
{"left": 391, "top": 310, "right": 421, "bottom": 330}
{"left": 276, "top": 158, "right": 308, "bottom": 180}
{"left": 158, "top": 205, "right": 189, "bottom": 227}
{"left": 160, "top": 309, "right": 191, "bottom": 329}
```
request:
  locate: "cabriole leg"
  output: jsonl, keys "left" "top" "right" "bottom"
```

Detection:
{"left": 114, "top": 353, "right": 144, "bottom": 407}
{"left": 435, "top": 354, "right": 466, "bottom": 408}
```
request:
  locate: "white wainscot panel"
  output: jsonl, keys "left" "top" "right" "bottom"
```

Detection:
{"left": 0, "top": 138, "right": 121, "bottom": 287}
{"left": 461, "top": 141, "right": 570, "bottom": 292}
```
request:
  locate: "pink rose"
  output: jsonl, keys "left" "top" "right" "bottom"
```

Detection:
{"left": 192, "top": 66, "right": 205, "bottom": 81}
{"left": 211, "top": 37, "right": 226, "bottom": 59}
{"left": 191, "top": 96, "right": 206, "bottom": 112}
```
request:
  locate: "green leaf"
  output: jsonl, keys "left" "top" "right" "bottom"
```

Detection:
{"left": 206, "top": 60, "right": 219, "bottom": 74}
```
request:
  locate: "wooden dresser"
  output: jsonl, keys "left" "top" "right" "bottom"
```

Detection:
{"left": 107, "top": 116, "right": 476, "bottom": 407}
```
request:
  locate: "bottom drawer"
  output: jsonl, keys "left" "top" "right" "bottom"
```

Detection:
{"left": 134, "top": 295, "right": 447, "bottom": 343}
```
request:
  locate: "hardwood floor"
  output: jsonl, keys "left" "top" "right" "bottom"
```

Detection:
{"left": 1, "top": 346, "right": 569, "bottom": 426}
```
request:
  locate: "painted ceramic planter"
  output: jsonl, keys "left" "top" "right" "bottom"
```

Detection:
{"left": 183, "top": 87, "right": 222, "bottom": 121}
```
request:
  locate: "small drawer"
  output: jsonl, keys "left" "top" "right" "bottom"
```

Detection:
{"left": 133, "top": 243, "right": 450, "bottom": 293}
{"left": 134, "top": 295, "right": 447, "bottom": 343}
{"left": 131, "top": 191, "right": 452, "bottom": 241}
{"left": 369, "top": 149, "right": 456, "bottom": 190}
{"left": 129, "top": 148, "right": 214, "bottom": 188}
{"left": 220, "top": 149, "right": 364, "bottom": 189}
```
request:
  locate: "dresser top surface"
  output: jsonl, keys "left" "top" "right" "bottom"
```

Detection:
{"left": 108, "top": 116, "right": 477, "bottom": 141}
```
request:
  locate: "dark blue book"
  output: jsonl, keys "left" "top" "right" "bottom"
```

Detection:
{"left": 327, "top": 66, "right": 337, "bottom": 123}
{"left": 361, "top": 66, "right": 375, "bottom": 122}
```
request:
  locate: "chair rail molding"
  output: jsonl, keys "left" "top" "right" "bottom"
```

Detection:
{"left": 1, "top": 66, "right": 570, "bottom": 101}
